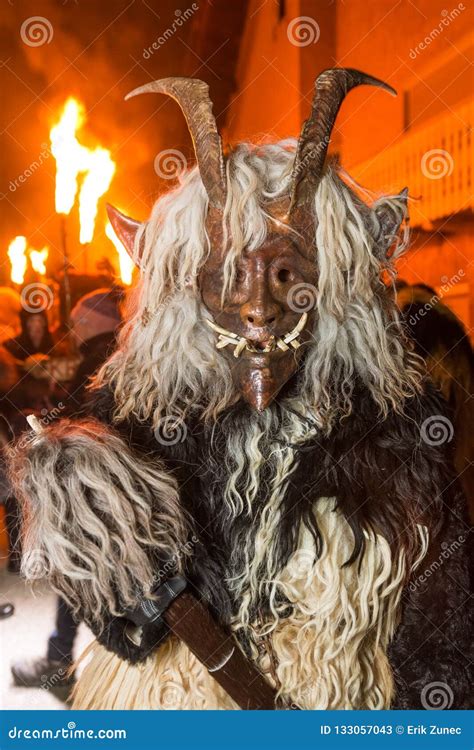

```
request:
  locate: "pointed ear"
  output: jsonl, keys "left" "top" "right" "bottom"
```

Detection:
{"left": 374, "top": 187, "right": 408, "bottom": 256}
{"left": 106, "top": 204, "right": 144, "bottom": 267}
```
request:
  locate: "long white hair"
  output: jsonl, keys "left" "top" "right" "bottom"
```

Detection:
{"left": 96, "top": 139, "right": 421, "bottom": 430}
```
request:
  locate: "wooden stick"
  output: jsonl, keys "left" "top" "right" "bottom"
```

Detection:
{"left": 60, "top": 215, "right": 72, "bottom": 331}
{"left": 163, "top": 591, "right": 279, "bottom": 710}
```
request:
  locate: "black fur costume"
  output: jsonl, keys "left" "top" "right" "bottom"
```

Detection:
{"left": 81, "top": 374, "right": 472, "bottom": 710}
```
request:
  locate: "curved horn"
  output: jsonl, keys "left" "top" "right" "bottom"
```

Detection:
{"left": 125, "top": 78, "right": 226, "bottom": 209}
{"left": 106, "top": 204, "right": 144, "bottom": 267}
{"left": 290, "top": 68, "right": 396, "bottom": 210}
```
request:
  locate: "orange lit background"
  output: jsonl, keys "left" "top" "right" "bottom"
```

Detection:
{"left": 223, "top": 0, "right": 473, "bottom": 333}
{"left": 2, "top": 0, "right": 473, "bottom": 330}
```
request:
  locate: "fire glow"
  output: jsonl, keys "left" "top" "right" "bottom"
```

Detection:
{"left": 105, "top": 220, "right": 134, "bottom": 285}
{"left": 8, "top": 236, "right": 27, "bottom": 285}
{"left": 7, "top": 237, "right": 49, "bottom": 284}
{"left": 50, "top": 98, "right": 116, "bottom": 244}
{"left": 30, "top": 247, "right": 49, "bottom": 276}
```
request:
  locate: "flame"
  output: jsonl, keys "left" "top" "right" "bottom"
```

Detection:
{"left": 50, "top": 98, "right": 116, "bottom": 244}
{"left": 50, "top": 98, "right": 84, "bottom": 215}
{"left": 105, "top": 221, "right": 134, "bottom": 285}
{"left": 30, "top": 247, "right": 49, "bottom": 276}
{"left": 8, "top": 236, "right": 27, "bottom": 284}
{"left": 79, "top": 150, "right": 116, "bottom": 244}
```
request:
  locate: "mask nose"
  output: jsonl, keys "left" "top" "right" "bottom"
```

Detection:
{"left": 240, "top": 301, "right": 282, "bottom": 329}
{"left": 238, "top": 258, "right": 283, "bottom": 330}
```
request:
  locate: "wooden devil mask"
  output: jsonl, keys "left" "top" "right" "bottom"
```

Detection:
{"left": 109, "top": 69, "right": 398, "bottom": 411}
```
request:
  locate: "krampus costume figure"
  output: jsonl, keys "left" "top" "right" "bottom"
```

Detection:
{"left": 10, "top": 69, "right": 472, "bottom": 710}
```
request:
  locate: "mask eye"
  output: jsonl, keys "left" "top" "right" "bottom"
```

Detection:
{"left": 277, "top": 268, "right": 291, "bottom": 283}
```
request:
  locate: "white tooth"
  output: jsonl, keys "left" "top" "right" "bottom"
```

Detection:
{"left": 294, "top": 312, "right": 308, "bottom": 334}
{"left": 234, "top": 339, "right": 247, "bottom": 358}
{"left": 283, "top": 312, "right": 308, "bottom": 343}
{"left": 206, "top": 313, "right": 308, "bottom": 358}
{"left": 205, "top": 318, "right": 239, "bottom": 339}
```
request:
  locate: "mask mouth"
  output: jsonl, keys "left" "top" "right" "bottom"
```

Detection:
{"left": 205, "top": 312, "right": 308, "bottom": 359}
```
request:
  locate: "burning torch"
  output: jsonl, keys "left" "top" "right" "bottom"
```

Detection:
{"left": 50, "top": 98, "right": 116, "bottom": 328}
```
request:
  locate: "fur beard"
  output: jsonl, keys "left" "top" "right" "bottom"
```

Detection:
{"left": 195, "top": 403, "right": 429, "bottom": 710}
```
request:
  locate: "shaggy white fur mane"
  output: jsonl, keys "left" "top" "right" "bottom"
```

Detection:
{"left": 96, "top": 139, "right": 421, "bottom": 430}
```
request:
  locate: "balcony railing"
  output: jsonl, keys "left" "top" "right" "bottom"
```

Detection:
{"left": 350, "top": 98, "right": 473, "bottom": 228}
